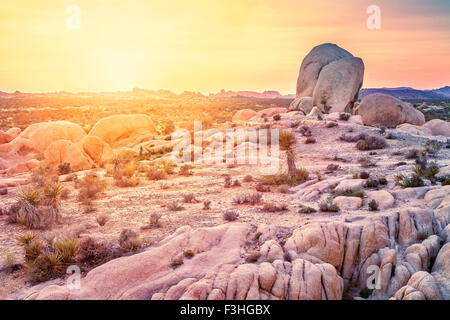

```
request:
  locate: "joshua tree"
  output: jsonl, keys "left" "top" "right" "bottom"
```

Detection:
{"left": 279, "top": 130, "right": 297, "bottom": 176}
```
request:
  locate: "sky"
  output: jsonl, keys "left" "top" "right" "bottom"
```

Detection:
{"left": 0, "top": 0, "right": 449, "bottom": 94}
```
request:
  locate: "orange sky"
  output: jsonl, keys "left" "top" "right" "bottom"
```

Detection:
{"left": 0, "top": 0, "right": 449, "bottom": 94}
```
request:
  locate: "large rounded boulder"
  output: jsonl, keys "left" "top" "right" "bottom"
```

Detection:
{"left": 355, "top": 93, "right": 425, "bottom": 127}
{"left": 312, "top": 57, "right": 364, "bottom": 113}
{"left": 0, "top": 121, "right": 86, "bottom": 154}
{"left": 288, "top": 97, "right": 314, "bottom": 114}
{"left": 422, "top": 119, "right": 450, "bottom": 137}
{"left": 79, "top": 136, "right": 114, "bottom": 165}
{"left": 88, "top": 114, "right": 155, "bottom": 148}
{"left": 232, "top": 109, "right": 258, "bottom": 122}
{"left": 44, "top": 140, "right": 93, "bottom": 171}
{"left": 296, "top": 43, "right": 353, "bottom": 98}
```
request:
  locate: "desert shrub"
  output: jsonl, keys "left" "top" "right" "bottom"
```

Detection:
{"left": 273, "top": 114, "right": 281, "bottom": 121}
{"left": 379, "top": 177, "right": 388, "bottom": 185}
{"left": 298, "top": 204, "right": 316, "bottom": 214}
{"left": 223, "top": 209, "right": 239, "bottom": 221}
{"left": 305, "top": 137, "right": 316, "bottom": 144}
{"left": 339, "top": 133, "right": 366, "bottom": 143}
{"left": 166, "top": 201, "right": 184, "bottom": 211}
{"left": 414, "top": 162, "right": 439, "bottom": 180}
{"left": 96, "top": 213, "right": 109, "bottom": 226}
{"left": 182, "top": 193, "right": 197, "bottom": 203}
{"left": 15, "top": 200, "right": 41, "bottom": 229}
{"left": 262, "top": 201, "right": 288, "bottom": 212}
{"left": 161, "top": 160, "right": 176, "bottom": 175}
{"left": 115, "top": 175, "right": 140, "bottom": 188}
{"left": 233, "top": 193, "right": 262, "bottom": 205}
{"left": 259, "top": 168, "right": 309, "bottom": 186}
{"left": 224, "top": 175, "right": 232, "bottom": 188}
{"left": 146, "top": 167, "right": 167, "bottom": 181}
{"left": 179, "top": 165, "right": 192, "bottom": 176}
{"left": 57, "top": 163, "right": 71, "bottom": 175}
{"left": 255, "top": 183, "right": 270, "bottom": 192}
{"left": 18, "top": 233, "right": 77, "bottom": 283}
{"left": 184, "top": 250, "right": 195, "bottom": 259}
{"left": 279, "top": 184, "right": 289, "bottom": 193}
{"left": 123, "top": 162, "right": 136, "bottom": 177}
{"left": 417, "top": 231, "right": 429, "bottom": 241}
{"left": 319, "top": 200, "right": 340, "bottom": 212}
{"left": 17, "top": 186, "right": 43, "bottom": 207}
{"left": 333, "top": 188, "right": 365, "bottom": 198}
{"left": 76, "top": 174, "right": 106, "bottom": 203}
{"left": 356, "top": 136, "right": 386, "bottom": 151}
{"left": 425, "top": 140, "right": 442, "bottom": 155}
{"left": 368, "top": 200, "right": 379, "bottom": 211}
{"left": 203, "top": 200, "right": 211, "bottom": 210}
{"left": 339, "top": 113, "right": 350, "bottom": 121}
{"left": 2, "top": 252, "right": 18, "bottom": 273}
{"left": 232, "top": 179, "right": 241, "bottom": 187}
{"left": 243, "top": 175, "right": 253, "bottom": 182}
{"left": 75, "top": 237, "right": 119, "bottom": 271}
{"left": 31, "top": 166, "right": 56, "bottom": 187}
{"left": 360, "top": 171, "right": 370, "bottom": 179}
{"left": 118, "top": 229, "right": 142, "bottom": 252}
{"left": 395, "top": 174, "right": 425, "bottom": 188}
{"left": 441, "top": 175, "right": 450, "bottom": 186}
{"left": 364, "top": 178, "right": 379, "bottom": 188}
{"left": 148, "top": 212, "right": 163, "bottom": 227}
{"left": 406, "top": 149, "right": 420, "bottom": 159}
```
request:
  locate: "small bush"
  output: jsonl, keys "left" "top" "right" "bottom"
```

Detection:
{"left": 184, "top": 250, "right": 195, "bottom": 259}
{"left": 182, "top": 193, "right": 197, "bottom": 203}
{"left": 356, "top": 136, "right": 386, "bottom": 151}
{"left": 224, "top": 175, "right": 232, "bottom": 188}
{"left": 118, "top": 229, "right": 142, "bottom": 252}
{"left": 223, "top": 209, "right": 239, "bottom": 221}
{"left": 53, "top": 236, "right": 78, "bottom": 263}
{"left": 243, "top": 175, "right": 253, "bottom": 182}
{"left": 233, "top": 193, "right": 262, "bottom": 205}
{"left": 406, "top": 149, "right": 419, "bottom": 159}
{"left": 262, "top": 201, "right": 288, "bottom": 212}
{"left": 364, "top": 178, "right": 379, "bottom": 188}
{"left": 279, "top": 185, "right": 289, "bottom": 193}
{"left": 298, "top": 204, "right": 316, "bottom": 214}
{"left": 417, "top": 231, "right": 428, "bottom": 241}
{"left": 368, "top": 200, "right": 379, "bottom": 211}
{"left": 203, "top": 200, "right": 211, "bottom": 210}
{"left": 232, "top": 179, "right": 241, "bottom": 187}
{"left": 2, "top": 252, "right": 18, "bottom": 272}
{"left": 167, "top": 201, "right": 184, "bottom": 211}
{"left": 57, "top": 163, "right": 71, "bottom": 175}
{"left": 339, "top": 113, "right": 350, "bottom": 121}
{"left": 333, "top": 188, "right": 365, "bottom": 198}
{"left": 360, "top": 171, "right": 370, "bottom": 179}
{"left": 179, "top": 165, "right": 192, "bottom": 176}
{"left": 273, "top": 114, "right": 281, "bottom": 121}
{"left": 319, "top": 200, "right": 340, "bottom": 212}
{"left": 305, "top": 137, "right": 316, "bottom": 144}
{"left": 255, "top": 183, "right": 270, "bottom": 192}
{"left": 147, "top": 167, "right": 167, "bottom": 181}
{"left": 96, "top": 213, "right": 109, "bottom": 226}
{"left": 259, "top": 168, "right": 309, "bottom": 186}
{"left": 149, "top": 212, "right": 162, "bottom": 226}
{"left": 395, "top": 174, "right": 425, "bottom": 188}
{"left": 379, "top": 177, "right": 388, "bottom": 185}
{"left": 76, "top": 174, "right": 106, "bottom": 203}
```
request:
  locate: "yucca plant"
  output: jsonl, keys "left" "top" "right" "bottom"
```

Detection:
{"left": 16, "top": 200, "right": 41, "bottom": 229}
{"left": 53, "top": 236, "right": 78, "bottom": 263}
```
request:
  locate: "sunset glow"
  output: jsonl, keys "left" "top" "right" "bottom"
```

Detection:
{"left": 0, "top": 0, "right": 449, "bottom": 93}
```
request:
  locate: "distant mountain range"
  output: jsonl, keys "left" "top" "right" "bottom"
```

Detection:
{"left": 359, "top": 86, "right": 450, "bottom": 100}
{"left": 1, "top": 86, "right": 449, "bottom": 100}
